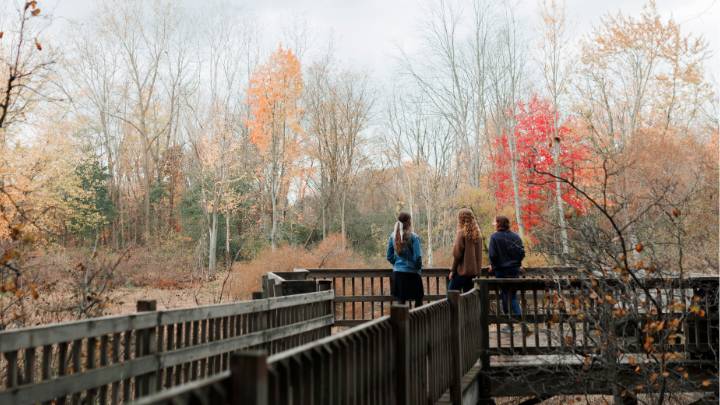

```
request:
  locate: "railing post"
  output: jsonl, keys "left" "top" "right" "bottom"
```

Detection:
{"left": 293, "top": 268, "right": 310, "bottom": 279}
{"left": 229, "top": 351, "right": 268, "bottom": 405}
{"left": 477, "top": 280, "right": 492, "bottom": 404}
{"left": 390, "top": 304, "right": 410, "bottom": 405}
{"left": 136, "top": 300, "right": 158, "bottom": 397}
{"left": 318, "top": 280, "right": 334, "bottom": 337}
{"left": 448, "top": 290, "right": 462, "bottom": 405}
{"left": 317, "top": 280, "right": 333, "bottom": 291}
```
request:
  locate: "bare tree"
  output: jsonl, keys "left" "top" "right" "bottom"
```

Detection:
{"left": 487, "top": 5, "right": 527, "bottom": 237}
{"left": 305, "top": 56, "right": 372, "bottom": 246}
{"left": 538, "top": 0, "right": 572, "bottom": 258}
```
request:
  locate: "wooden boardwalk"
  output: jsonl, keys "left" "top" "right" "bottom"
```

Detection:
{"left": 0, "top": 267, "right": 717, "bottom": 405}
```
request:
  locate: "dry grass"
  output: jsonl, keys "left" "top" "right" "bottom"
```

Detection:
{"left": 226, "top": 234, "right": 367, "bottom": 300}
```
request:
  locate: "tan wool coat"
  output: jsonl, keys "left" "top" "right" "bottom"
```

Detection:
{"left": 451, "top": 230, "right": 482, "bottom": 277}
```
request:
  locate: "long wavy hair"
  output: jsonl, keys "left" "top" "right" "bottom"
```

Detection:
{"left": 457, "top": 208, "right": 481, "bottom": 241}
{"left": 394, "top": 212, "right": 412, "bottom": 253}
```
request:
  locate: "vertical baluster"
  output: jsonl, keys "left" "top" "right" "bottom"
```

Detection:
{"left": 23, "top": 346, "right": 35, "bottom": 386}
{"left": 70, "top": 339, "right": 81, "bottom": 404}
{"left": 99, "top": 335, "right": 109, "bottom": 405}
{"left": 165, "top": 324, "right": 175, "bottom": 388}
{"left": 520, "top": 288, "right": 527, "bottom": 353}
{"left": 532, "top": 288, "right": 540, "bottom": 348}
{"left": 207, "top": 318, "right": 215, "bottom": 374}
{"left": 191, "top": 320, "right": 199, "bottom": 380}
{"left": 222, "top": 316, "right": 230, "bottom": 370}
{"left": 86, "top": 337, "right": 97, "bottom": 403}
{"left": 495, "top": 285, "right": 502, "bottom": 348}
{"left": 184, "top": 321, "right": 192, "bottom": 382}
{"left": 380, "top": 276, "right": 385, "bottom": 316}
{"left": 352, "top": 277, "right": 356, "bottom": 321}
{"left": 41, "top": 345, "right": 52, "bottom": 405}
{"left": 111, "top": 333, "right": 121, "bottom": 405}
{"left": 122, "top": 331, "right": 132, "bottom": 401}
{"left": 545, "top": 288, "right": 552, "bottom": 349}
{"left": 174, "top": 323, "right": 183, "bottom": 385}
{"left": 5, "top": 350, "right": 18, "bottom": 389}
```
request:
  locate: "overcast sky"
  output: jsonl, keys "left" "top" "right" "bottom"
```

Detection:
{"left": 42, "top": 0, "right": 720, "bottom": 88}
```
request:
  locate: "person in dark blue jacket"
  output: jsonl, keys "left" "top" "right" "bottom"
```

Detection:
{"left": 386, "top": 212, "right": 423, "bottom": 307}
{"left": 489, "top": 215, "right": 524, "bottom": 320}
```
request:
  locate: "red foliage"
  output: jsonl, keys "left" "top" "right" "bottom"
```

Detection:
{"left": 492, "top": 96, "right": 590, "bottom": 233}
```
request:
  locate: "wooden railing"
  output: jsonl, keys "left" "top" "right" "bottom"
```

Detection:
{"left": 265, "top": 266, "right": 578, "bottom": 327}
{"left": 130, "top": 289, "right": 485, "bottom": 405}
{"left": 0, "top": 290, "right": 334, "bottom": 405}
{"left": 133, "top": 273, "right": 718, "bottom": 405}
{"left": 483, "top": 276, "right": 719, "bottom": 356}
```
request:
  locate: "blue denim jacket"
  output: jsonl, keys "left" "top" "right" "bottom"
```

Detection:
{"left": 386, "top": 233, "right": 423, "bottom": 273}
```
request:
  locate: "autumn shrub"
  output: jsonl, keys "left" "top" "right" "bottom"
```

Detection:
{"left": 118, "top": 235, "right": 196, "bottom": 288}
{"left": 227, "top": 234, "right": 367, "bottom": 300}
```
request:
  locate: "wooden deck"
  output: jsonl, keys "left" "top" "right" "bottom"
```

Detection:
{"left": 1, "top": 268, "right": 717, "bottom": 405}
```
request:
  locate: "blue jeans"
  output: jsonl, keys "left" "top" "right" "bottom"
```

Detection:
{"left": 496, "top": 269, "right": 522, "bottom": 316}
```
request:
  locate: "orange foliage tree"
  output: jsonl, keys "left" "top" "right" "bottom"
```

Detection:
{"left": 246, "top": 46, "right": 304, "bottom": 249}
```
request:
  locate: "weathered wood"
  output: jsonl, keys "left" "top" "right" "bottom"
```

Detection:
{"left": 448, "top": 290, "right": 462, "bottom": 405}
{"left": 478, "top": 280, "right": 492, "bottom": 405}
{"left": 229, "top": 351, "right": 268, "bottom": 405}
{"left": 0, "top": 313, "right": 157, "bottom": 353}
{"left": 390, "top": 304, "right": 410, "bottom": 405}
{"left": 0, "top": 290, "right": 334, "bottom": 405}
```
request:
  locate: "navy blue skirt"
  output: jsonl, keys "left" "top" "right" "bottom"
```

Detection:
{"left": 391, "top": 271, "right": 424, "bottom": 302}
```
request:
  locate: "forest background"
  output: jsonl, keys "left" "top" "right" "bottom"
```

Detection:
{"left": 0, "top": 0, "right": 717, "bottom": 328}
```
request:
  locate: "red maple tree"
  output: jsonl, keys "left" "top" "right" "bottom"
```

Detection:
{"left": 492, "top": 96, "right": 589, "bottom": 233}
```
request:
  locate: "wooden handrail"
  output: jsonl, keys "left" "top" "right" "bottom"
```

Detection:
{"left": 0, "top": 290, "right": 335, "bottom": 405}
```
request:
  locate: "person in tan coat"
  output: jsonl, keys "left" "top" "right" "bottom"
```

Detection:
{"left": 449, "top": 208, "right": 482, "bottom": 292}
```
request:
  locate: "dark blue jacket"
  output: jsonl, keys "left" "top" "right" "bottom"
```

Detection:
{"left": 488, "top": 230, "right": 525, "bottom": 272}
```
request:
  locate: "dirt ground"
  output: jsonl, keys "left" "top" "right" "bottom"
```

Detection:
{"left": 102, "top": 275, "right": 232, "bottom": 316}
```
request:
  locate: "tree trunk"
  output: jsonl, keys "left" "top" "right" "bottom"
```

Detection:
{"left": 426, "top": 200, "right": 434, "bottom": 267}
{"left": 208, "top": 211, "right": 218, "bottom": 277}
{"left": 340, "top": 191, "right": 347, "bottom": 249}
{"left": 553, "top": 138, "right": 570, "bottom": 258}
{"left": 225, "top": 213, "right": 231, "bottom": 267}
{"left": 507, "top": 128, "right": 526, "bottom": 238}
{"left": 270, "top": 192, "right": 278, "bottom": 250}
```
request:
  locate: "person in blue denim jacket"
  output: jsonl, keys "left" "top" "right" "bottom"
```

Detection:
{"left": 386, "top": 212, "right": 423, "bottom": 307}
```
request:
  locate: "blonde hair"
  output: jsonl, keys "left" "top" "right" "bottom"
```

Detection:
{"left": 457, "top": 208, "right": 481, "bottom": 241}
